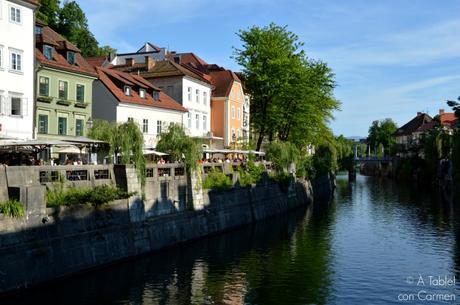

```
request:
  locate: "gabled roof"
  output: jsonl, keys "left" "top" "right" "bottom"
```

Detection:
{"left": 209, "top": 69, "right": 241, "bottom": 97}
{"left": 96, "top": 67, "right": 187, "bottom": 113}
{"left": 137, "top": 42, "right": 161, "bottom": 53}
{"left": 169, "top": 52, "right": 208, "bottom": 68}
{"left": 35, "top": 21, "right": 97, "bottom": 77}
{"left": 394, "top": 113, "right": 437, "bottom": 136}
{"left": 85, "top": 56, "right": 109, "bottom": 68}
{"left": 112, "top": 59, "right": 212, "bottom": 85}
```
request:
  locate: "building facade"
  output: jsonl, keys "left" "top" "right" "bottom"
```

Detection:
{"left": 93, "top": 67, "right": 187, "bottom": 148}
{"left": 35, "top": 20, "right": 98, "bottom": 141}
{"left": 0, "top": 0, "right": 38, "bottom": 139}
{"left": 110, "top": 46, "right": 213, "bottom": 139}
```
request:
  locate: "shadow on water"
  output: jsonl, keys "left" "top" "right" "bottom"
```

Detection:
{"left": 3, "top": 195, "right": 335, "bottom": 305}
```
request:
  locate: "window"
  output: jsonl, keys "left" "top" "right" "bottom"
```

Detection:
{"left": 39, "top": 77, "right": 49, "bottom": 96}
{"left": 231, "top": 106, "right": 235, "bottom": 119}
{"left": 9, "top": 6, "right": 21, "bottom": 23}
{"left": 139, "top": 89, "right": 146, "bottom": 99}
{"left": 203, "top": 91, "right": 207, "bottom": 105}
{"left": 187, "top": 112, "right": 191, "bottom": 128}
{"left": 35, "top": 25, "right": 42, "bottom": 34}
{"left": 153, "top": 91, "right": 160, "bottom": 101}
{"left": 58, "top": 81, "right": 68, "bottom": 100}
{"left": 0, "top": 46, "right": 3, "bottom": 69}
{"left": 10, "top": 51, "right": 22, "bottom": 72}
{"left": 187, "top": 87, "right": 192, "bottom": 101}
{"left": 76, "top": 84, "right": 85, "bottom": 102}
{"left": 38, "top": 114, "right": 48, "bottom": 134}
{"left": 203, "top": 115, "right": 207, "bottom": 130}
{"left": 237, "top": 107, "right": 241, "bottom": 120}
{"left": 196, "top": 89, "right": 200, "bottom": 103}
{"left": 143, "top": 119, "right": 148, "bottom": 133}
{"left": 43, "top": 45, "right": 53, "bottom": 60}
{"left": 67, "top": 51, "right": 76, "bottom": 65}
{"left": 58, "top": 117, "right": 67, "bottom": 135}
{"left": 75, "top": 119, "right": 84, "bottom": 136}
{"left": 157, "top": 120, "right": 162, "bottom": 134}
{"left": 11, "top": 96, "right": 21, "bottom": 115}
{"left": 127, "top": 117, "right": 133, "bottom": 123}
{"left": 195, "top": 114, "right": 199, "bottom": 129}
{"left": 124, "top": 86, "right": 131, "bottom": 96}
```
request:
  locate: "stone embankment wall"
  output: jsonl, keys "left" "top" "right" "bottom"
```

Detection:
{"left": 0, "top": 163, "right": 325, "bottom": 294}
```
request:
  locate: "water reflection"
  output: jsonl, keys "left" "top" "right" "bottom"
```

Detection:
{"left": 4, "top": 174, "right": 460, "bottom": 305}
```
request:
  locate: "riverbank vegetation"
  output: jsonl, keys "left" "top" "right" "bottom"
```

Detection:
{"left": 0, "top": 199, "right": 25, "bottom": 218}
{"left": 46, "top": 184, "right": 133, "bottom": 207}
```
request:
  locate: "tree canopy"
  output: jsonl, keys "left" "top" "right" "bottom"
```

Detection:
{"left": 37, "top": 0, "right": 116, "bottom": 57}
{"left": 233, "top": 23, "right": 340, "bottom": 151}
{"left": 367, "top": 118, "right": 398, "bottom": 156}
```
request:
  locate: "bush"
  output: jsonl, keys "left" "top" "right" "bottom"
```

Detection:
{"left": 0, "top": 199, "right": 25, "bottom": 218}
{"left": 47, "top": 184, "right": 133, "bottom": 207}
{"left": 203, "top": 169, "right": 233, "bottom": 191}
{"left": 270, "top": 171, "right": 292, "bottom": 192}
{"left": 266, "top": 141, "right": 299, "bottom": 171}
{"left": 237, "top": 160, "right": 265, "bottom": 187}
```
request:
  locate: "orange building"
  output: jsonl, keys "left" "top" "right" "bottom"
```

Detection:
{"left": 175, "top": 53, "right": 249, "bottom": 148}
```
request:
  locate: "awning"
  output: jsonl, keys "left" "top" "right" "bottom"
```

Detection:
{"left": 53, "top": 146, "right": 87, "bottom": 154}
{"left": 0, "top": 139, "right": 73, "bottom": 147}
{"left": 62, "top": 137, "right": 106, "bottom": 145}
{"left": 203, "top": 149, "right": 265, "bottom": 156}
{"left": 143, "top": 149, "right": 168, "bottom": 156}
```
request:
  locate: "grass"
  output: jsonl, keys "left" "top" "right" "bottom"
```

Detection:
{"left": 0, "top": 199, "right": 25, "bottom": 218}
{"left": 47, "top": 184, "right": 134, "bottom": 207}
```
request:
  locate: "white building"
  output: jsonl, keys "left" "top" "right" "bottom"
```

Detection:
{"left": 0, "top": 0, "right": 38, "bottom": 139}
{"left": 93, "top": 67, "right": 187, "bottom": 148}
{"left": 109, "top": 43, "right": 213, "bottom": 139}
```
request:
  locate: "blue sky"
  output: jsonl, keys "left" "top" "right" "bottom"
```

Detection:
{"left": 80, "top": 0, "right": 460, "bottom": 137}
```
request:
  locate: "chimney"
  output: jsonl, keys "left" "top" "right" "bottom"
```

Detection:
{"left": 145, "top": 56, "right": 155, "bottom": 70}
{"left": 439, "top": 108, "right": 445, "bottom": 116}
{"left": 417, "top": 112, "right": 422, "bottom": 116}
{"left": 125, "top": 58, "right": 135, "bottom": 67}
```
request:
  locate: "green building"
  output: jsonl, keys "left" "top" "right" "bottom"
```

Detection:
{"left": 35, "top": 20, "right": 97, "bottom": 141}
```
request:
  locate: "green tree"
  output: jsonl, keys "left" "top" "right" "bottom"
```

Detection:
{"left": 88, "top": 120, "right": 146, "bottom": 185}
{"left": 233, "top": 23, "right": 339, "bottom": 151}
{"left": 36, "top": 0, "right": 60, "bottom": 28}
{"left": 367, "top": 118, "right": 398, "bottom": 156}
{"left": 335, "top": 135, "right": 354, "bottom": 171}
{"left": 156, "top": 124, "right": 201, "bottom": 171}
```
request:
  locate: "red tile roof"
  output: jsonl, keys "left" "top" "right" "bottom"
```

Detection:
{"left": 35, "top": 22, "right": 97, "bottom": 77}
{"left": 440, "top": 112, "right": 458, "bottom": 128}
{"left": 96, "top": 67, "right": 187, "bottom": 113}
{"left": 208, "top": 69, "right": 241, "bottom": 97}
{"left": 86, "top": 56, "right": 109, "bottom": 68}
{"left": 113, "top": 59, "right": 212, "bottom": 85}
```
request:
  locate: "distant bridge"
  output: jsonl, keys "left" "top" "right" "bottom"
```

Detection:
{"left": 353, "top": 157, "right": 393, "bottom": 164}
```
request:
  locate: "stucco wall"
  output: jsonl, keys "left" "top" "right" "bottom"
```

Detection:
{"left": 0, "top": 0, "right": 36, "bottom": 140}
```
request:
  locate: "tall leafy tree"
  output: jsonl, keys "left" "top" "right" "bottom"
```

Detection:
{"left": 234, "top": 23, "right": 339, "bottom": 151}
{"left": 367, "top": 118, "right": 398, "bottom": 156}
{"left": 36, "top": 0, "right": 60, "bottom": 28}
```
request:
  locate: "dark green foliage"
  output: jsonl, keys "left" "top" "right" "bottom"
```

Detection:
{"left": 238, "top": 161, "right": 264, "bottom": 187}
{"left": 156, "top": 124, "right": 201, "bottom": 171}
{"left": 0, "top": 200, "right": 25, "bottom": 218}
{"left": 313, "top": 143, "right": 337, "bottom": 176}
{"left": 452, "top": 130, "right": 460, "bottom": 187}
{"left": 296, "top": 154, "right": 314, "bottom": 179}
{"left": 335, "top": 135, "right": 354, "bottom": 171}
{"left": 203, "top": 169, "right": 233, "bottom": 191}
{"left": 46, "top": 184, "right": 133, "bottom": 207}
{"left": 36, "top": 0, "right": 60, "bottom": 28}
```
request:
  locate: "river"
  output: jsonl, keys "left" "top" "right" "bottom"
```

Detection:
{"left": 4, "top": 174, "right": 460, "bottom": 304}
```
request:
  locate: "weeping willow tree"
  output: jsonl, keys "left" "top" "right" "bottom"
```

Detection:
{"left": 88, "top": 120, "right": 146, "bottom": 185}
{"left": 156, "top": 123, "right": 201, "bottom": 172}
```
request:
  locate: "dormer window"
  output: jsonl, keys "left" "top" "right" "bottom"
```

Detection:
{"left": 67, "top": 51, "right": 76, "bottom": 65}
{"left": 139, "top": 89, "right": 146, "bottom": 99}
{"left": 124, "top": 86, "right": 131, "bottom": 96}
{"left": 35, "top": 25, "right": 42, "bottom": 34}
{"left": 153, "top": 91, "right": 160, "bottom": 101}
{"left": 43, "top": 45, "right": 53, "bottom": 60}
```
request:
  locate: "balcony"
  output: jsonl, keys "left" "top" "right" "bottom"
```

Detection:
{"left": 37, "top": 96, "right": 53, "bottom": 103}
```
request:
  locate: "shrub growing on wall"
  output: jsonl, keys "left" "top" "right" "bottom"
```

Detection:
{"left": 202, "top": 169, "right": 233, "bottom": 191}
{"left": 0, "top": 200, "right": 25, "bottom": 218}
